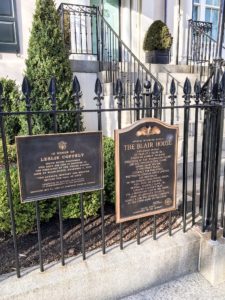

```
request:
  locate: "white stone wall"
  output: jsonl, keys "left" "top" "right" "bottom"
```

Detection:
{"left": 0, "top": 0, "right": 36, "bottom": 83}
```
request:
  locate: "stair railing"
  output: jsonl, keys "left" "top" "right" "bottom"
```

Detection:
{"left": 187, "top": 19, "right": 225, "bottom": 81}
{"left": 58, "top": 3, "right": 163, "bottom": 120}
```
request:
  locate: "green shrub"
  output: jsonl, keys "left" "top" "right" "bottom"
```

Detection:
{"left": 25, "top": 0, "right": 83, "bottom": 134}
{"left": 103, "top": 136, "right": 115, "bottom": 203}
{"left": 61, "top": 136, "right": 115, "bottom": 219}
{"left": 0, "top": 141, "right": 17, "bottom": 165}
{"left": 0, "top": 78, "right": 21, "bottom": 144}
{"left": 0, "top": 167, "right": 57, "bottom": 234}
{"left": 143, "top": 20, "right": 173, "bottom": 51}
{"left": 61, "top": 192, "right": 100, "bottom": 219}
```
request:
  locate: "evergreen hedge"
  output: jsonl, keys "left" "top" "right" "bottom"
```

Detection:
{"left": 0, "top": 78, "right": 21, "bottom": 144}
{"left": 25, "top": 0, "right": 81, "bottom": 134}
{"left": 0, "top": 167, "right": 57, "bottom": 234}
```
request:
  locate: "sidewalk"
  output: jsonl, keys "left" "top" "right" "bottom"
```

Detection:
{"left": 122, "top": 273, "right": 225, "bottom": 300}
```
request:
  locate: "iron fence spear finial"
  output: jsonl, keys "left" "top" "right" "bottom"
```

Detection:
{"left": 94, "top": 78, "right": 103, "bottom": 109}
{"left": 169, "top": 78, "right": 177, "bottom": 104}
{"left": 49, "top": 76, "right": 57, "bottom": 110}
{"left": 194, "top": 79, "right": 201, "bottom": 104}
{"left": 134, "top": 78, "right": 142, "bottom": 120}
{"left": 183, "top": 77, "right": 192, "bottom": 105}
{"left": 115, "top": 79, "right": 123, "bottom": 109}
{"left": 152, "top": 81, "right": 161, "bottom": 118}
{"left": 169, "top": 79, "right": 177, "bottom": 124}
{"left": 72, "top": 76, "right": 82, "bottom": 110}
{"left": 170, "top": 78, "right": 176, "bottom": 95}
{"left": 22, "top": 76, "right": 31, "bottom": 109}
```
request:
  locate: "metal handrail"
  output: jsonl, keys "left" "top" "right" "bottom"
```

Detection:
{"left": 98, "top": 10, "right": 162, "bottom": 90}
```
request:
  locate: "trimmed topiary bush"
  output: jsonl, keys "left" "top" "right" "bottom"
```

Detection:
{"left": 143, "top": 20, "right": 173, "bottom": 51}
{"left": 0, "top": 167, "right": 57, "bottom": 234}
{"left": 0, "top": 78, "right": 21, "bottom": 144}
{"left": 25, "top": 0, "right": 82, "bottom": 134}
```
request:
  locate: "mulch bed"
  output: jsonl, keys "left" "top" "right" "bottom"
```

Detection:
{"left": 0, "top": 203, "right": 181, "bottom": 275}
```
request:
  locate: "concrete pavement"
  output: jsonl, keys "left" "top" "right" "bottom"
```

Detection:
{"left": 122, "top": 272, "right": 225, "bottom": 300}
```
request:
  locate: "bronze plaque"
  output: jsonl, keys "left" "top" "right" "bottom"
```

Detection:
{"left": 115, "top": 118, "right": 178, "bottom": 223}
{"left": 16, "top": 132, "right": 103, "bottom": 203}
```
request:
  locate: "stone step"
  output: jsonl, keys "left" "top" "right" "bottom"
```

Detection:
{"left": 102, "top": 76, "right": 202, "bottom": 96}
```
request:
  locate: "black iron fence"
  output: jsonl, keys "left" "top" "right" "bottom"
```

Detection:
{"left": 1, "top": 73, "right": 225, "bottom": 278}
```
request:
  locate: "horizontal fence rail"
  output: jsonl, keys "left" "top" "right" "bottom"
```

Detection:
{"left": 1, "top": 73, "right": 225, "bottom": 278}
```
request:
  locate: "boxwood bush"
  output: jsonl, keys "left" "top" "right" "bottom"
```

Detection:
{"left": 143, "top": 20, "right": 173, "bottom": 51}
{"left": 0, "top": 78, "right": 21, "bottom": 144}
{"left": 0, "top": 166, "right": 57, "bottom": 234}
{"left": 61, "top": 136, "right": 115, "bottom": 219}
{"left": 0, "top": 141, "right": 17, "bottom": 165}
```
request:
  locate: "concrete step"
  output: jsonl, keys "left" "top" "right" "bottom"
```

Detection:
{"left": 102, "top": 75, "right": 201, "bottom": 96}
{"left": 145, "top": 63, "right": 193, "bottom": 74}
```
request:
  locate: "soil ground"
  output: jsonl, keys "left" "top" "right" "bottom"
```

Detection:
{"left": 0, "top": 203, "right": 180, "bottom": 275}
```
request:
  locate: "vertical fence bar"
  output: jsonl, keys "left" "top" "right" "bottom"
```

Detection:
{"left": 49, "top": 77, "right": 65, "bottom": 266}
{"left": 153, "top": 215, "right": 157, "bottom": 240}
{"left": 182, "top": 78, "right": 192, "bottom": 232}
{"left": 115, "top": 79, "right": 124, "bottom": 250}
{"left": 221, "top": 74, "right": 225, "bottom": 229}
{"left": 94, "top": 78, "right": 105, "bottom": 254}
{"left": 221, "top": 163, "right": 225, "bottom": 228}
{"left": 211, "top": 74, "right": 225, "bottom": 240}
{"left": 211, "top": 103, "right": 223, "bottom": 241}
{"left": 199, "top": 106, "right": 210, "bottom": 231}
{"left": 134, "top": 78, "right": 142, "bottom": 245}
{"left": 0, "top": 82, "right": 20, "bottom": 278}
{"left": 80, "top": 193, "right": 86, "bottom": 260}
{"left": 168, "top": 78, "right": 177, "bottom": 236}
{"left": 192, "top": 80, "right": 201, "bottom": 226}
{"left": 22, "top": 77, "right": 44, "bottom": 272}
{"left": 72, "top": 76, "right": 87, "bottom": 258}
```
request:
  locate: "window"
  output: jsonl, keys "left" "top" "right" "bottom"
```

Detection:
{"left": 205, "top": 1, "right": 219, "bottom": 39}
{"left": 206, "top": 0, "right": 219, "bottom": 6}
{"left": 0, "top": 0, "right": 19, "bottom": 53}
{"left": 193, "top": 0, "right": 200, "bottom": 21}
{"left": 192, "top": 0, "right": 220, "bottom": 40}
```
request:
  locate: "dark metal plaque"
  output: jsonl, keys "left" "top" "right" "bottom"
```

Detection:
{"left": 115, "top": 118, "right": 178, "bottom": 223}
{"left": 16, "top": 132, "right": 103, "bottom": 203}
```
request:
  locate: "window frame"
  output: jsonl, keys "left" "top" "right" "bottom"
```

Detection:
{"left": 0, "top": 0, "right": 20, "bottom": 53}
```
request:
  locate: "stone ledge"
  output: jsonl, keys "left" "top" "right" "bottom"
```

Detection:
{"left": 0, "top": 229, "right": 200, "bottom": 300}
